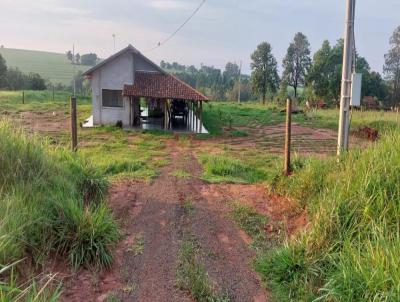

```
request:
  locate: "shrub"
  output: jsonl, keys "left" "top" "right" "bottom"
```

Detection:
{"left": 258, "top": 131, "right": 400, "bottom": 301}
{"left": 0, "top": 120, "right": 119, "bottom": 297}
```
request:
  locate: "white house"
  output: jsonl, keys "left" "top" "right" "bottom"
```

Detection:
{"left": 83, "top": 45, "right": 208, "bottom": 133}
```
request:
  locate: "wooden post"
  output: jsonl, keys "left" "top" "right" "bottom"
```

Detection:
{"left": 164, "top": 100, "right": 168, "bottom": 130}
{"left": 192, "top": 101, "right": 195, "bottom": 132}
{"left": 199, "top": 100, "right": 203, "bottom": 134}
{"left": 22, "top": 91, "right": 25, "bottom": 104}
{"left": 284, "top": 98, "right": 292, "bottom": 176}
{"left": 194, "top": 102, "right": 197, "bottom": 133}
{"left": 70, "top": 96, "right": 78, "bottom": 152}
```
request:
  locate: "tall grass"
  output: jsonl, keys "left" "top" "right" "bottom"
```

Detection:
{"left": 200, "top": 155, "right": 268, "bottom": 184}
{"left": 0, "top": 120, "right": 118, "bottom": 299}
{"left": 258, "top": 131, "right": 400, "bottom": 301}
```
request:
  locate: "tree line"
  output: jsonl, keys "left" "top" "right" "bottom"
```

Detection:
{"left": 66, "top": 51, "right": 99, "bottom": 66}
{"left": 160, "top": 60, "right": 254, "bottom": 101}
{"left": 0, "top": 55, "right": 46, "bottom": 90}
{"left": 251, "top": 27, "right": 400, "bottom": 107}
{"left": 162, "top": 26, "right": 400, "bottom": 107}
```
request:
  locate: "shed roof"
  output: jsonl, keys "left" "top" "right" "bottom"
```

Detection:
{"left": 83, "top": 44, "right": 165, "bottom": 76}
{"left": 123, "top": 71, "right": 208, "bottom": 101}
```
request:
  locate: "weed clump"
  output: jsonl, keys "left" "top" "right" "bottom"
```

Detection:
{"left": 258, "top": 131, "right": 400, "bottom": 301}
{"left": 0, "top": 121, "right": 118, "bottom": 298}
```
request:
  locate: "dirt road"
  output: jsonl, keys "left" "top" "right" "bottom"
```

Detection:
{"left": 59, "top": 141, "right": 269, "bottom": 302}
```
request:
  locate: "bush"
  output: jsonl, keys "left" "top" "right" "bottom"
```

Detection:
{"left": 0, "top": 120, "right": 118, "bottom": 297}
{"left": 258, "top": 131, "right": 400, "bottom": 301}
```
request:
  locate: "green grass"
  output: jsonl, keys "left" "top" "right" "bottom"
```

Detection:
{"left": 0, "top": 90, "right": 169, "bottom": 180}
{"left": 202, "top": 102, "right": 286, "bottom": 135}
{"left": 231, "top": 202, "right": 269, "bottom": 251}
{"left": 79, "top": 129, "right": 168, "bottom": 181}
{"left": 0, "top": 90, "right": 91, "bottom": 120}
{"left": 227, "top": 130, "right": 249, "bottom": 137}
{"left": 202, "top": 102, "right": 400, "bottom": 135}
{"left": 127, "top": 234, "right": 145, "bottom": 256}
{"left": 200, "top": 152, "right": 278, "bottom": 184}
{"left": 0, "top": 48, "right": 92, "bottom": 85}
{"left": 0, "top": 120, "right": 119, "bottom": 299}
{"left": 170, "top": 169, "right": 192, "bottom": 179}
{"left": 299, "top": 108, "right": 400, "bottom": 131}
{"left": 176, "top": 238, "right": 230, "bottom": 302}
{"left": 257, "top": 130, "right": 400, "bottom": 301}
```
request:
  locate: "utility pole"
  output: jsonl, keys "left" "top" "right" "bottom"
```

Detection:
{"left": 70, "top": 96, "right": 78, "bottom": 152}
{"left": 284, "top": 98, "right": 292, "bottom": 176}
{"left": 337, "top": 0, "right": 356, "bottom": 155}
{"left": 72, "top": 44, "right": 76, "bottom": 97}
{"left": 238, "top": 60, "right": 242, "bottom": 103}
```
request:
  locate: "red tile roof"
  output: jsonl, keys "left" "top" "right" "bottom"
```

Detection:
{"left": 123, "top": 71, "right": 208, "bottom": 101}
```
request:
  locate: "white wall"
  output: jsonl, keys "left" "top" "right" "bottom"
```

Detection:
{"left": 134, "top": 54, "right": 160, "bottom": 72}
{"left": 91, "top": 51, "right": 134, "bottom": 126}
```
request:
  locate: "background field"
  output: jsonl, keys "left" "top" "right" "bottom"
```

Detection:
{"left": 0, "top": 48, "right": 92, "bottom": 85}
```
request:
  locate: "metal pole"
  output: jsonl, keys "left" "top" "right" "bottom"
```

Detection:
{"left": 284, "top": 98, "right": 292, "bottom": 176}
{"left": 238, "top": 60, "right": 242, "bottom": 103}
{"left": 199, "top": 100, "right": 203, "bottom": 134}
{"left": 72, "top": 44, "right": 76, "bottom": 97}
{"left": 70, "top": 96, "right": 78, "bottom": 152}
{"left": 338, "top": 0, "right": 356, "bottom": 155}
{"left": 22, "top": 91, "right": 25, "bottom": 104}
{"left": 52, "top": 85, "right": 55, "bottom": 102}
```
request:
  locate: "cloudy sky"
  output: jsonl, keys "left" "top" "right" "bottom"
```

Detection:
{"left": 1, "top": 0, "right": 399, "bottom": 74}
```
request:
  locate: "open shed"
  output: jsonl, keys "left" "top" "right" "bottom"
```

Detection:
{"left": 83, "top": 44, "right": 209, "bottom": 133}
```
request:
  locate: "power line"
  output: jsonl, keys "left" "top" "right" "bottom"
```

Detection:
{"left": 145, "top": 0, "right": 206, "bottom": 53}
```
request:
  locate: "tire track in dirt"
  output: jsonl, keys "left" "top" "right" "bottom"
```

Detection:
{"left": 59, "top": 140, "right": 269, "bottom": 301}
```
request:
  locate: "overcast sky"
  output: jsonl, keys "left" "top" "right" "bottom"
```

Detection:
{"left": 1, "top": 0, "right": 399, "bottom": 74}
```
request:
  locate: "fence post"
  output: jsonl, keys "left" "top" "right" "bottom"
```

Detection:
{"left": 284, "top": 98, "right": 292, "bottom": 176}
{"left": 70, "top": 96, "right": 78, "bottom": 152}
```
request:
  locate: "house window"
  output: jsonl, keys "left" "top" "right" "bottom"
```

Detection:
{"left": 102, "top": 89, "right": 123, "bottom": 107}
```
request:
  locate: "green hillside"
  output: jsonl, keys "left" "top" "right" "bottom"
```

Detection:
{"left": 0, "top": 47, "right": 92, "bottom": 86}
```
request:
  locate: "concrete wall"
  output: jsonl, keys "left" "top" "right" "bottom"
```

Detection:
{"left": 134, "top": 54, "right": 160, "bottom": 72}
{"left": 91, "top": 51, "right": 134, "bottom": 126}
{"left": 90, "top": 51, "right": 162, "bottom": 126}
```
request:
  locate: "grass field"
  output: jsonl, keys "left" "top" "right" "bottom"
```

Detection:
{"left": 0, "top": 48, "right": 92, "bottom": 85}
{"left": 0, "top": 120, "right": 119, "bottom": 300}
{"left": 1, "top": 91, "right": 400, "bottom": 301}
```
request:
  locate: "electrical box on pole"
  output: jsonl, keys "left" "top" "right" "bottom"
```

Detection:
{"left": 337, "top": 0, "right": 356, "bottom": 155}
{"left": 351, "top": 73, "right": 362, "bottom": 107}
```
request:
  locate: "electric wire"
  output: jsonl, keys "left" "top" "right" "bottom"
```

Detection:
{"left": 144, "top": 0, "right": 206, "bottom": 53}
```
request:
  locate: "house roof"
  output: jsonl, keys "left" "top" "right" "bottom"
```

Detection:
{"left": 83, "top": 44, "right": 165, "bottom": 76}
{"left": 123, "top": 71, "right": 208, "bottom": 101}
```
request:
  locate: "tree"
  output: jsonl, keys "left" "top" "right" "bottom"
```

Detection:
{"left": 6, "top": 68, "right": 25, "bottom": 90}
{"left": 384, "top": 26, "right": 400, "bottom": 106}
{"left": 75, "top": 53, "right": 80, "bottom": 64}
{"left": 364, "top": 71, "right": 388, "bottom": 102}
{"left": 160, "top": 60, "right": 166, "bottom": 69}
{"left": 66, "top": 51, "right": 73, "bottom": 62}
{"left": 81, "top": 53, "right": 98, "bottom": 66}
{"left": 0, "top": 54, "right": 7, "bottom": 88}
{"left": 282, "top": 32, "right": 311, "bottom": 98}
{"left": 250, "top": 42, "right": 280, "bottom": 104}
{"left": 308, "top": 39, "right": 374, "bottom": 104}
{"left": 27, "top": 73, "right": 46, "bottom": 90}
{"left": 223, "top": 62, "right": 240, "bottom": 90}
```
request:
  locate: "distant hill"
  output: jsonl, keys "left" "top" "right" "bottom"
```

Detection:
{"left": 0, "top": 47, "right": 93, "bottom": 86}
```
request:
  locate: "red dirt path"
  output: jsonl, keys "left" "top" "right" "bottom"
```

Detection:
{"left": 54, "top": 141, "right": 308, "bottom": 302}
